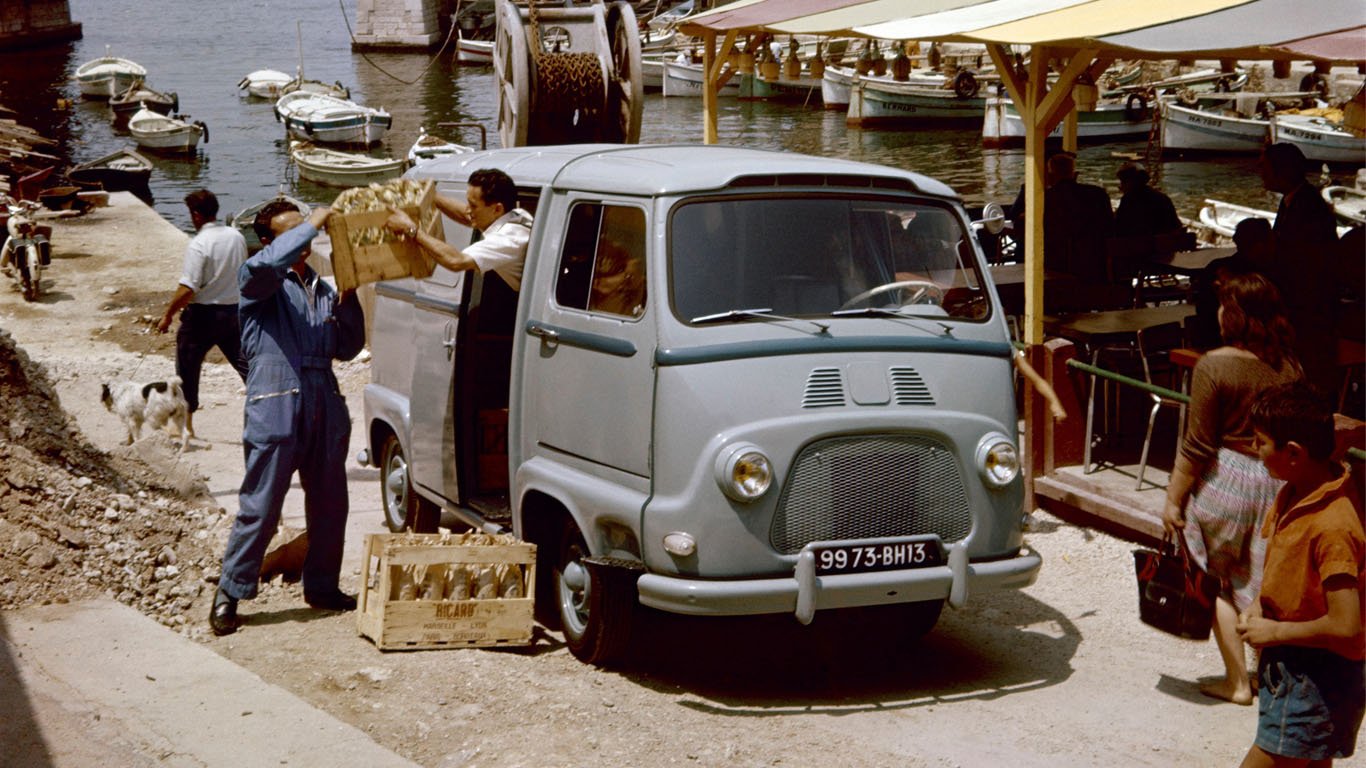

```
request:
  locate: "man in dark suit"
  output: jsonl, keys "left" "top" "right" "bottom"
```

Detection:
{"left": 1261, "top": 142, "right": 1340, "bottom": 395}
{"left": 1044, "top": 152, "right": 1117, "bottom": 301}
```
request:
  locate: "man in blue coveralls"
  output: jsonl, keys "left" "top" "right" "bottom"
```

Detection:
{"left": 210, "top": 201, "right": 366, "bottom": 636}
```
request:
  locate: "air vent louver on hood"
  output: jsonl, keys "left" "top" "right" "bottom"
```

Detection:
{"left": 801, "top": 367, "right": 846, "bottom": 408}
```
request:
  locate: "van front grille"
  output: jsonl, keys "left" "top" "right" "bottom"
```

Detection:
{"left": 769, "top": 434, "right": 972, "bottom": 554}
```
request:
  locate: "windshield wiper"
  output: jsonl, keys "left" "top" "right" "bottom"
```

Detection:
{"left": 830, "top": 307, "right": 954, "bottom": 336}
{"left": 690, "top": 307, "right": 828, "bottom": 334}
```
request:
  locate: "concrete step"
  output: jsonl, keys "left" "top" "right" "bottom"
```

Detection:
{"left": 0, "top": 599, "right": 418, "bottom": 768}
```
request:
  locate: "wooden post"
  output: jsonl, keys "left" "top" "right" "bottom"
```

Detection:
{"left": 702, "top": 31, "right": 718, "bottom": 144}
{"left": 1023, "top": 49, "right": 1050, "bottom": 346}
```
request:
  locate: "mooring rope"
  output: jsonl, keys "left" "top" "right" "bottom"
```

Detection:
{"left": 337, "top": 0, "right": 458, "bottom": 86}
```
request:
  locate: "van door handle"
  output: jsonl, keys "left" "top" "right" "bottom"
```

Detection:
{"left": 441, "top": 322, "right": 455, "bottom": 357}
{"left": 527, "top": 325, "right": 559, "bottom": 343}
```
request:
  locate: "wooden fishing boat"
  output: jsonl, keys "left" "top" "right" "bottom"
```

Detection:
{"left": 74, "top": 51, "right": 146, "bottom": 99}
{"left": 847, "top": 74, "right": 986, "bottom": 126}
{"left": 279, "top": 78, "right": 351, "bottom": 100}
{"left": 641, "top": 53, "right": 667, "bottom": 92}
{"left": 407, "top": 127, "right": 476, "bottom": 167}
{"left": 1197, "top": 198, "right": 1276, "bottom": 238}
{"left": 274, "top": 91, "right": 391, "bottom": 145}
{"left": 291, "top": 144, "right": 405, "bottom": 187}
{"left": 110, "top": 82, "right": 179, "bottom": 121}
{"left": 456, "top": 35, "right": 494, "bottom": 65}
{"left": 1323, "top": 176, "right": 1366, "bottom": 225}
{"left": 1159, "top": 100, "right": 1268, "bottom": 154}
{"left": 1270, "top": 114, "right": 1366, "bottom": 165}
{"left": 128, "top": 108, "right": 206, "bottom": 153}
{"left": 228, "top": 193, "right": 311, "bottom": 253}
{"left": 983, "top": 96, "right": 1151, "bottom": 147}
{"left": 662, "top": 58, "right": 740, "bottom": 98}
{"left": 68, "top": 147, "right": 153, "bottom": 192}
{"left": 238, "top": 69, "right": 294, "bottom": 99}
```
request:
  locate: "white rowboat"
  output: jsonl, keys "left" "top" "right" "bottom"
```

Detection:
{"left": 1324, "top": 183, "right": 1366, "bottom": 226}
{"left": 662, "top": 59, "right": 739, "bottom": 98}
{"left": 238, "top": 69, "right": 294, "bottom": 99}
{"left": 983, "top": 96, "right": 1151, "bottom": 147}
{"left": 456, "top": 36, "right": 494, "bottom": 66}
{"left": 407, "top": 128, "right": 475, "bottom": 167}
{"left": 291, "top": 145, "right": 405, "bottom": 187}
{"left": 75, "top": 53, "right": 147, "bottom": 99}
{"left": 274, "top": 91, "right": 391, "bottom": 146}
{"left": 127, "top": 108, "right": 206, "bottom": 153}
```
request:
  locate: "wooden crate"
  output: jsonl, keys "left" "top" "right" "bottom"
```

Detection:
{"left": 356, "top": 532, "right": 536, "bottom": 651}
{"left": 328, "top": 182, "right": 443, "bottom": 292}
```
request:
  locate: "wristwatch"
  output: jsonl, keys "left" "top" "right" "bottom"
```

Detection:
{"left": 406, "top": 226, "right": 418, "bottom": 240}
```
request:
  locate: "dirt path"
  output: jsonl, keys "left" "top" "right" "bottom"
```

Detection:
{"left": 2, "top": 194, "right": 1358, "bottom": 767}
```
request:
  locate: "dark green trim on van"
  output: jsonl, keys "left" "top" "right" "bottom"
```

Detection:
{"left": 655, "top": 337, "right": 1013, "bottom": 366}
{"left": 524, "top": 320, "right": 638, "bottom": 357}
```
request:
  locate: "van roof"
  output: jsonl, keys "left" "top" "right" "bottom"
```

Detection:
{"left": 406, "top": 143, "right": 958, "bottom": 200}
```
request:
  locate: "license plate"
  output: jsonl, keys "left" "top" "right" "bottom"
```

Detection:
{"left": 811, "top": 539, "right": 943, "bottom": 575}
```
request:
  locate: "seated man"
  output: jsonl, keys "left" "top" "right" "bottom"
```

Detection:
{"left": 1044, "top": 152, "right": 1115, "bottom": 288}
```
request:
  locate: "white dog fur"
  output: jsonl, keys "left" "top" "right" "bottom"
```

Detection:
{"left": 101, "top": 376, "right": 191, "bottom": 452}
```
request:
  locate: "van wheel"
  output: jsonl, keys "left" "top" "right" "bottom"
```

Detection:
{"left": 378, "top": 434, "right": 438, "bottom": 533}
{"left": 554, "top": 521, "right": 635, "bottom": 665}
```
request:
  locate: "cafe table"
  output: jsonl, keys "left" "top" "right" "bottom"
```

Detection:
{"left": 1045, "top": 303, "right": 1197, "bottom": 473}
{"left": 1146, "top": 245, "right": 1238, "bottom": 276}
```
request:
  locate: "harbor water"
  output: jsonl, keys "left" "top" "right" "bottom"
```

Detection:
{"left": 0, "top": 0, "right": 1333, "bottom": 234}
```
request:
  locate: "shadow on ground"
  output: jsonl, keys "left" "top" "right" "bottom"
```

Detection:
{"left": 603, "top": 588, "right": 1080, "bottom": 716}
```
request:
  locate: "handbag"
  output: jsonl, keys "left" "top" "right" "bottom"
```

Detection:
{"left": 1132, "top": 534, "right": 1220, "bottom": 640}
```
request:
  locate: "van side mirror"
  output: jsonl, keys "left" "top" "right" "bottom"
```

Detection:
{"left": 975, "top": 202, "right": 1006, "bottom": 235}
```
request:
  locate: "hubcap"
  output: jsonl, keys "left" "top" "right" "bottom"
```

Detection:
{"left": 558, "top": 551, "right": 590, "bottom": 635}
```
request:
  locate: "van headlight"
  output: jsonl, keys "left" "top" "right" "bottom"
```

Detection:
{"left": 714, "top": 443, "right": 772, "bottom": 502}
{"left": 976, "top": 433, "right": 1019, "bottom": 488}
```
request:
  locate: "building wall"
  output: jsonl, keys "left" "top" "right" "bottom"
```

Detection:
{"left": 350, "top": 0, "right": 457, "bottom": 51}
{"left": 0, "top": 0, "right": 82, "bottom": 49}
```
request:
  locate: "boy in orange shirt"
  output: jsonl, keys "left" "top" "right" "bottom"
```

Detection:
{"left": 1238, "top": 383, "right": 1365, "bottom": 767}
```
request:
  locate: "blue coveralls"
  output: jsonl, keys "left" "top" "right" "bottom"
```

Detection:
{"left": 217, "top": 222, "right": 365, "bottom": 601}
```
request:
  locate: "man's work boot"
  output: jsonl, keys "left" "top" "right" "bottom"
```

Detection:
{"left": 209, "top": 588, "right": 240, "bottom": 636}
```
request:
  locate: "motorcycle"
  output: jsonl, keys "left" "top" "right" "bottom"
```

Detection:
{"left": 2, "top": 197, "right": 51, "bottom": 302}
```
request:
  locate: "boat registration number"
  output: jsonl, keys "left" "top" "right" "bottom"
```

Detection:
{"left": 812, "top": 540, "right": 942, "bottom": 575}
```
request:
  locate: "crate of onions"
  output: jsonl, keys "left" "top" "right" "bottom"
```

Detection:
{"left": 357, "top": 532, "right": 536, "bottom": 651}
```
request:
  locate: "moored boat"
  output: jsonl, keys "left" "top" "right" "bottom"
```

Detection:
{"left": 738, "top": 72, "right": 822, "bottom": 103}
{"left": 661, "top": 58, "right": 740, "bottom": 98}
{"left": 847, "top": 74, "right": 986, "bottom": 127}
{"left": 274, "top": 91, "right": 391, "bottom": 145}
{"left": 68, "top": 146, "right": 153, "bottom": 192}
{"left": 291, "top": 144, "right": 405, "bottom": 187}
{"left": 983, "top": 96, "right": 1152, "bottom": 147}
{"left": 1324, "top": 175, "right": 1366, "bottom": 225}
{"left": 228, "top": 193, "right": 311, "bottom": 253}
{"left": 74, "top": 51, "right": 147, "bottom": 99}
{"left": 110, "top": 82, "right": 178, "bottom": 121}
{"left": 127, "top": 108, "right": 207, "bottom": 153}
{"left": 1159, "top": 99, "right": 1268, "bottom": 154}
{"left": 1197, "top": 198, "right": 1276, "bottom": 239}
{"left": 238, "top": 69, "right": 294, "bottom": 99}
{"left": 1270, "top": 113, "right": 1366, "bottom": 165}
{"left": 456, "top": 35, "right": 494, "bottom": 66}
{"left": 407, "top": 127, "right": 476, "bottom": 167}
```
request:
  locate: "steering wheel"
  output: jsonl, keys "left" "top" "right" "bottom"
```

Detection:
{"left": 839, "top": 279, "right": 944, "bottom": 311}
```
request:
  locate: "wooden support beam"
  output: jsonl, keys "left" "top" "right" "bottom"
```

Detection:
{"left": 703, "top": 31, "right": 719, "bottom": 144}
{"left": 1022, "top": 49, "right": 1050, "bottom": 347}
{"left": 986, "top": 44, "right": 1025, "bottom": 107}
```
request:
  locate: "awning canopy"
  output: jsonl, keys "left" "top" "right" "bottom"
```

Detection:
{"left": 681, "top": 0, "right": 1366, "bottom": 62}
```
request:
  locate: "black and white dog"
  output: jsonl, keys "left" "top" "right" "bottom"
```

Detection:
{"left": 100, "top": 376, "right": 191, "bottom": 452}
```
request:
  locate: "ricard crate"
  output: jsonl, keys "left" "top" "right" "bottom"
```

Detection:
{"left": 357, "top": 532, "right": 536, "bottom": 651}
{"left": 327, "top": 181, "right": 443, "bottom": 292}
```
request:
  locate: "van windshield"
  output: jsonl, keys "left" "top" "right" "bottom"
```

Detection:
{"left": 669, "top": 196, "right": 990, "bottom": 324}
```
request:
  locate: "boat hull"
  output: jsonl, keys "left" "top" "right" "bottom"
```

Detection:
{"left": 738, "top": 73, "right": 822, "bottom": 104}
{"left": 662, "top": 60, "right": 739, "bottom": 98}
{"left": 292, "top": 149, "right": 405, "bottom": 187}
{"left": 983, "top": 97, "right": 1151, "bottom": 147}
{"left": 821, "top": 65, "right": 854, "bottom": 109}
{"left": 75, "top": 57, "right": 147, "bottom": 99}
{"left": 847, "top": 80, "right": 985, "bottom": 126}
{"left": 128, "top": 110, "right": 203, "bottom": 152}
{"left": 276, "top": 92, "right": 391, "bottom": 146}
{"left": 1160, "top": 101, "right": 1267, "bottom": 154}
{"left": 1270, "top": 115, "right": 1366, "bottom": 164}
{"left": 69, "top": 148, "right": 153, "bottom": 192}
{"left": 456, "top": 38, "right": 494, "bottom": 65}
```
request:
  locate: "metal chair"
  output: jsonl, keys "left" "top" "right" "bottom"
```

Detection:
{"left": 1135, "top": 321, "right": 1186, "bottom": 490}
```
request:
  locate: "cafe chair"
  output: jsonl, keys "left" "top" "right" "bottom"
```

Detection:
{"left": 1135, "top": 321, "right": 1187, "bottom": 490}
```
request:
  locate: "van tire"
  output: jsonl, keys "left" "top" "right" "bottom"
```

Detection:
{"left": 554, "top": 521, "right": 635, "bottom": 666}
{"left": 378, "top": 434, "right": 439, "bottom": 533}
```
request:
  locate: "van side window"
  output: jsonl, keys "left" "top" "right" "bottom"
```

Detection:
{"left": 555, "top": 203, "right": 647, "bottom": 318}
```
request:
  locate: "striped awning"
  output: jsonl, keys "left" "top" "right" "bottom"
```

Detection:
{"left": 681, "top": 0, "right": 1366, "bottom": 61}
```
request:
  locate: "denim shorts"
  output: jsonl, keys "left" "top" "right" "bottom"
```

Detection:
{"left": 1256, "top": 646, "right": 1366, "bottom": 760}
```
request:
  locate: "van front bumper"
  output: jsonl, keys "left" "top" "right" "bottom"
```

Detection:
{"left": 635, "top": 543, "right": 1041, "bottom": 624}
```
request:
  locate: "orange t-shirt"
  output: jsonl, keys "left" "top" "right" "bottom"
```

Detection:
{"left": 1259, "top": 470, "right": 1366, "bottom": 661}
